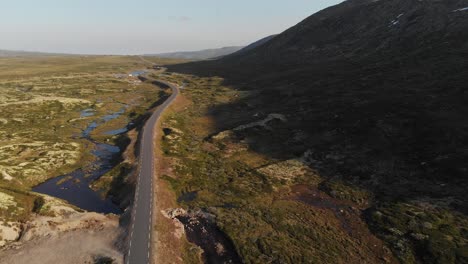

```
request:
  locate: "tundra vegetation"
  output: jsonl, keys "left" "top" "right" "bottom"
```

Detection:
{"left": 0, "top": 56, "right": 180, "bottom": 247}
{"left": 159, "top": 71, "right": 468, "bottom": 263}
{"left": 158, "top": 73, "right": 400, "bottom": 263}
{"left": 163, "top": 0, "right": 468, "bottom": 262}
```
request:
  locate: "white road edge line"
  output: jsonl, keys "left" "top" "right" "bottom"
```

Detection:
{"left": 127, "top": 79, "right": 178, "bottom": 264}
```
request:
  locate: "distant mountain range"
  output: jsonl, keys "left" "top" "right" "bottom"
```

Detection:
{"left": 144, "top": 35, "right": 278, "bottom": 61}
{"left": 0, "top": 35, "right": 278, "bottom": 59}
{"left": 0, "top": 49, "right": 62, "bottom": 57}
{"left": 144, "top": 46, "right": 243, "bottom": 60}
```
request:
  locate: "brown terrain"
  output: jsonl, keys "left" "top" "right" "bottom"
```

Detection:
{"left": 165, "top": 0, "right": 468, "bottom": 262}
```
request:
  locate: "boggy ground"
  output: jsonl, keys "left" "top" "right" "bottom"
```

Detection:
{"left": 0, "top": 56, "right": 183, "bottom": 260}
{"left": 155, "top": 73, "right": 399, "bottom": 264}
{"left": 159, "top": 70, "right": 468, "bottom": 264}
{"left": 166, "top": 1, "right": 468, "bottom": 262}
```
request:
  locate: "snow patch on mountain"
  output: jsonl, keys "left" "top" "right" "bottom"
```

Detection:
{"left": 389, "top": 13, "right": 404, "bottom": 27}
{"left": 453, "top": 7, "right": 468, "bottom": 12}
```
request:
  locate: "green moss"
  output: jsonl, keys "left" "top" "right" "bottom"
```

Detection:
{"left": 0, "top": 186, "right": 37, "bottom": 222}
{"left": 319, "top": 180, "right": 371, "bottom": 205}
{"left": 32, "top": 196, "right": 45, "bottom": 213}
{"left": 367, "top": 202, "right": 468, "bottom": 264}
{"left": 0, "top": 56, "right": 179, "bottom": 223}
{"left": 159, "top": 75, "right": 392, "bottom": 263}
{"left": 182, "top": 241, "right": 203, "bottom": 264}
{"left": 92, "top": 162, "right": 133, "bottom": 199}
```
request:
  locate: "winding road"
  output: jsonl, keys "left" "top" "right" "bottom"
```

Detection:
{"left": 126, "top": 79, "right": 179, "bottom": 264}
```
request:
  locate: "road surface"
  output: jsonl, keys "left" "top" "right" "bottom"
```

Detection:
{"left": 126, "top": 79, "right": 179, "bottom": 264}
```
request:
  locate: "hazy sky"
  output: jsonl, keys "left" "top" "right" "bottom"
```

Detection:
{"left": 0, "top": 0, "right": 343, "bottom": 55}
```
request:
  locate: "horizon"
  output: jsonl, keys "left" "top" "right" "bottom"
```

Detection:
{"left": 0, "top": 0, "right": 467, "bottom": 263}
{"left": 1, "top": 0, "right": 343, "bottom": 55}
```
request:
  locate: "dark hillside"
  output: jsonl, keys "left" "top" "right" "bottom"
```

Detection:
{"left": 229, "top": 34, "right": 278, "bottom": 56}
{"left": 168, "top": 0, "right": 468, "bottom": 262}
{"left": 172, "top": 0, "right": 468, "bottom": 79}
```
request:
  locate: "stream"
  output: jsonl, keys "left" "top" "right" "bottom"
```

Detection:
{"left": 32, "top": 107, "right": 129, "bottom": 214}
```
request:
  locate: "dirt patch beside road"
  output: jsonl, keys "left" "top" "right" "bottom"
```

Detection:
{"left": 0, "top": 228, "right": 122, "bottom": 264}
{"left": 153, "top": 93, "right": 200, "bottom": 264}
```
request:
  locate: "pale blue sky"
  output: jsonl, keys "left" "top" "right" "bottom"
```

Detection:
{"left": 0, "top": 0, "right": 343, "bottom": 54}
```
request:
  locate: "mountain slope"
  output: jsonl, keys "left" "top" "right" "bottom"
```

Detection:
{"left": 0, "top": 49, "right": 61, "bottom": 57}
{"left": 172, "top": 0, "right": 468, "bottom": 77}
{"left": 168, "top": 0, "right": 468, "bottom": 263}
{"left": 229, "top": 34, "right": 278, "bottom": 56}
{"left": 145, "top": 46, "right": 243, "bottom": 60}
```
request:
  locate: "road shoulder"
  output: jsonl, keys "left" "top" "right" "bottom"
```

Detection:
{"left": 151, "top": 90, "right": 198, "bottom": 264}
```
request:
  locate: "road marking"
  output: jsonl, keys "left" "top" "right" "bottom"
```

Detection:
{"left": 127, "top": 81, "right": 178, "bottom": 264}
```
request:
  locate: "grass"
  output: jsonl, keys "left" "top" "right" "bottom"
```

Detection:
{"left": 166, "top": 43, "right": 468, "bottom": 264}
{"left": 319, "top": 180, "right": 372, "bottom": 206}
{"left": 91, "top": 162, "right": 133, "bottom": 199}
{"left": 0, "top": 55, "right": 181, "bottom": 229}
{"left": 157, "top": 74, "right": 397, "bottom": 263}
{"left": 0, "top": 186, "right": 37, "bottom": 222}
{"left": 367, "top": 202, "right": 468, "bottom": 264}
{"left": 156, "top": 68, "right": 468, "bottom": 263}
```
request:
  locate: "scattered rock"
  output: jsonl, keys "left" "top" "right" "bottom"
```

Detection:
{"left": 2, "top": 171, "right": 13, "bottom": 181}
{"left": 410, "top": 233, "right": 428, "bottom": 241}
{"left": 215, "top": 243, "right": 226, "bottom": 255}
{"left": 212, "top": 130, "right": 235, "bottom": 141}
{"left": 0, "top": 192, "right": 16, "bottom": 209}
{"left": 0, "top": 222, "right": 21, "bottom": 247}
{"left": 232, "top": 113, "right": 287, "bottom": 131}
{"left": 162, "top": 208, "right": 187, "bottom": 219}
{"left": 388, "top": 228, "right": 404, "bottom": 236}
{"left": 421, "top": 222, "right": 433, "bottom": 229}
{"left": 257, "top": 159, "right": 316, "bottom": 182}
{"left": 1, "top": 196, "right": 118, "bottom": 249}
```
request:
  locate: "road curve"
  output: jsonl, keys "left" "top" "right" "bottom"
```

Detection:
{"left": 126, "top": 79, "right": 179, "bottom": 264}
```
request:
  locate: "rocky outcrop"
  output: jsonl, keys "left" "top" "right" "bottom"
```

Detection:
{"left": 211, "top": 113, "right": 287, "bottom": 142}
{"left": 0, "top": 196, "right": 119, "bottom": 250}
{"left": 161, "top": 208, "right": 241, "bottom": 263}
{"left": 232, "top": 113, "right": 287, "bottom": 131}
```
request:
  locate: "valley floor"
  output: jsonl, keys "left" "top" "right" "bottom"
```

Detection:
{"left": 0, "top": 56, "right": 183, "bottom": 262}
{"left": 152, "top": 72, "right": 399, "bottom": 263}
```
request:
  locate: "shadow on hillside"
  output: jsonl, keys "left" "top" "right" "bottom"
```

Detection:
{"left": 166, "top": 57, "right": 468, "bottom": 214}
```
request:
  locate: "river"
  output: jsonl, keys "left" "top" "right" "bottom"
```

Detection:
{"left": 32, "top": 107, "right": 129, "bottom": 214}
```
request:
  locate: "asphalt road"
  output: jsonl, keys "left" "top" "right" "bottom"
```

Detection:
{"left": 126, "top": 79, "right": 179, "bottom": 264}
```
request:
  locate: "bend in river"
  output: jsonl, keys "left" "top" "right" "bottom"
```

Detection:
{"left": 33, "top": 106, "right": 129, "bottom": 214}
